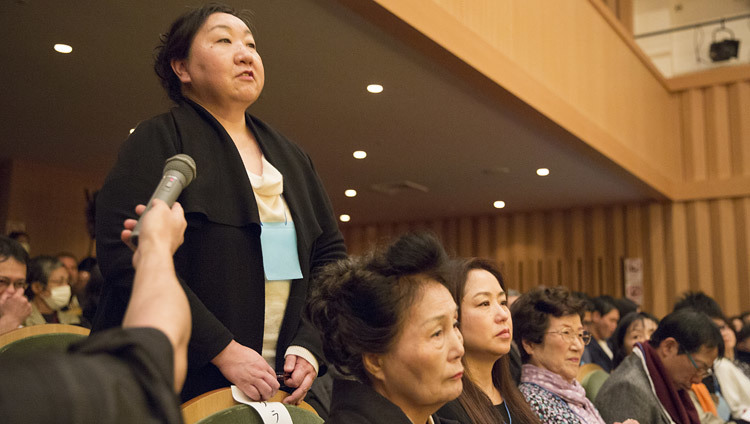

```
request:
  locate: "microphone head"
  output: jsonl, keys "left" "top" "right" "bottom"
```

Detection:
{"left": 163, "top": 154, "right": 197, "bottom": 185}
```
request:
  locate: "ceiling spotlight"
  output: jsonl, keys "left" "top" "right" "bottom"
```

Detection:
{"left": 366, "top": 84, "right": 383, "bottom": 94}
{"left": 345, "top": 189, "right": 357, "bottom": 197}
{"left": 536, "top": 168, "right": 550, "bottom": 176}
{"left": 54, "top": 44, "right": 73, "bottom": 54}
{"left": 353, "top": 150, "right": 367, "bottom": 159}
{"left": 129, "top": 128, "right": 135, "bottom": 134}
{"left": 493, "top": 201, "right": 506, "bottom": 209}
{"left": 339, "top": 214, "right": 351, "bottom": 222}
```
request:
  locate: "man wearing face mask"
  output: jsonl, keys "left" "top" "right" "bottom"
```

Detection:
{"left": 23, "top": 256, "right": 81, "bottom": 326}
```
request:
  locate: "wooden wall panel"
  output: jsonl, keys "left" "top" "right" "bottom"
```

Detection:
{"left": 342, "top": 195, "right": 750, "bottom": 318}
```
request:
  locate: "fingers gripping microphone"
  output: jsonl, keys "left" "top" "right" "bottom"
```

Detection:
{"left": 130, "top": 154, "right": 197, "bottom": 246}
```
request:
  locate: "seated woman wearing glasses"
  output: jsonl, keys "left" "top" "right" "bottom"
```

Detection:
{"left": 306, "top": 232, "right": 464, "bottom": 424}
{"left": 436, "top": 259, "right": 540, "bottom": 424}
{"left": 511, "top": 286, "right": 608, "bottom": 424}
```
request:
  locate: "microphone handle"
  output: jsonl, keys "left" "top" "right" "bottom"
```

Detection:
{"left": 130, "top": 169, "right": 187, "bottom": 246}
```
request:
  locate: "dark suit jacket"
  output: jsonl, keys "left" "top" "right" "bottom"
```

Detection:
{"left": 582, "top": 338, "right": 614, "bottom": 373}
{"left": 328, "top": 379, "right": 459, "bottom": 424}
{"left": 93, "top": 100, "right": 346, "bottom": 401}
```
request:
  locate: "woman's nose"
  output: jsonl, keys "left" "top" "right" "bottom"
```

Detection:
{"left": 494, "top": 304, "right": 509, "bottom": 322}
{"left": 235, "top": 44, "right": 253, "bottom": 64}
{"left": 450, "top": 327, "right": 465, "bottom": 359}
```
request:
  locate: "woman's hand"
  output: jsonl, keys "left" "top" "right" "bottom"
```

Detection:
{"left": 281, "top": 354, "right": 316, "bottom": 405}
{"left": 212, "top": 340, "right": 280, "bottom": 401}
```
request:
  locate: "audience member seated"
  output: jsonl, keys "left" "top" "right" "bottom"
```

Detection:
{"left": 23, "top": 256, "right": 81, "bottom": 327}
{"left": 56, "top": 252, "right": 79, "bottom": 296}
{"left": 512, "top": 286, "right": 630, "bottom": 424}
{"left": 7, "top": 231, "right": 30, "bottom": 254}
{"left": 436, "top": 259, "right": 540, "bottom": 424}
{"left": 612, "top": 298, "right": 640, "bottom": 321}
{"left": 0, "top": 236, "right": 32, "bottom": 335}
{"left": 582, "top": 296, "right": 620, "bottom": 372}
{"left": 736, "top": 326, "right": 750, "bottom": 376}
{"left": 595, "top": 309, "right": 721, "bottom": 424}
{"left": 674, "top": 292, "right": 750, "bottom": 422}
{"left": 306, "top": 232, "right": 464, "bottom": 424}
{"left": 611, "top": 311, "right": 659, "bottom": 369}
{"left": 0, "top": 199, "right": 190, "bottom": 423}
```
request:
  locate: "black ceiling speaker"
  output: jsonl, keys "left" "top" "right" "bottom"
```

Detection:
{"left": 710, "top": 26, "right": 740, "bottom": 62}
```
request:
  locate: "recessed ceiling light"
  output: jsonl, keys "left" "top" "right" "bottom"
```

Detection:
{"left": 339, "top": 214, "right": 351, "bottom": 222}
{"left": 536, "top": 168, "right": 550, "bottom": 176}
{"left": 129, "top": 128, "right": 135, "bottom": 134}
{"left": 493, "top": 201, "right": 506, "bottom": 209}
{"left": 54, "top": 44, "right": 73, "bottom": 54}
{"left": 366, "top": 84, "right": 383, "bottom": 94}
{"left": 353, "top": 150, "right": 367, "bottom": 159}
{"left": 345, "top": 189, "right": 357, "bottom": 197}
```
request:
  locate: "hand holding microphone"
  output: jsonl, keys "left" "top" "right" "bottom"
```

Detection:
{"left": 128, "top": 154, "right": 196, "bottom": 247}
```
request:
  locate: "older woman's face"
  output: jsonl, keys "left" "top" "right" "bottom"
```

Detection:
{"left": 623, "top": 318, "right": 658, "bottom": 355}
{"left": 374, "top": 282, "right": 464, "bottom": 414}
{"left": 525, "top": 314, "right": 585, "bottom": 382}
{"left": 174, "top": 13, "right": 265, "bottom": 109}
{"left": 460, "top": 269, "right": 512, "bottom": 360}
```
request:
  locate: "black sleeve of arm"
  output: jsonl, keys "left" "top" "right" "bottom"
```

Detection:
{"left": 289, "top": 153, "right": 347, "bottom": 366}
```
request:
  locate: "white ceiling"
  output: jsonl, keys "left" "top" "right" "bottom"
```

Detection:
{"left": 0, "top": 0, "right": 659, "bottom": 224}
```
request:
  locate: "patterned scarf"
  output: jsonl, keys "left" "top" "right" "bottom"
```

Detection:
{"left": 521, "top": 364, "right": 605, "bottom": 424}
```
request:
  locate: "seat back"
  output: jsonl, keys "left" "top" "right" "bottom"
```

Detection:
{"left": 182, "top": 387, "right": 321, "bottom": 424}
{"left": 0, "top": 324, "right": 90, "bottom": 356}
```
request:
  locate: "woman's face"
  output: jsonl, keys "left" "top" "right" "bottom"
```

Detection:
{"left": 460, "top": 269, "right": 512, "bottom": 361}
{"left": 524, "top": 314, "right": 585, "bottom": 382}
{"left": 43, "top": 267, "right": 70, "bottom": 295}
{"left": 374, "top": 282, "right": 465, "bottom": 414}
{"left": 623, "top": 318, "right": 658, "bottom": 355}
{"left": 713, "top": 318, "right": 736, "bottom": 352}
{"left": 174, "top": 13, "right": 265, "bottom": 109}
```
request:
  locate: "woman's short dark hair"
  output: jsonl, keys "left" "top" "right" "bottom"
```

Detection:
{"left": 444, "top": 258, "right": 540, "bottom": 424}
{"left": 611, "top": 311, "right": 659, "bottom": 368}
{"left": 0, "top": 235, "right": 29, "bottom": 265}
{"left": 25, "top": 256, "right": 63, "bottom": 299}
{"left": 306, "top": 232, "right": 448, "bottom": 384}
{"left": 154, "top": 3, "right": 254, "bottom": 103}
{"left": 649, "top": 309, "right": 723, "bottom": 355}
{"left": 510, "top": 286, "right": 585, "bottom": 363}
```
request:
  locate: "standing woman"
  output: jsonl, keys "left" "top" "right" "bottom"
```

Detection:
{"left": 93, "top": 3, "right": 346, "bottom": 403}
{"left": 437, "top": 259, "right": 540, "bottom": 424}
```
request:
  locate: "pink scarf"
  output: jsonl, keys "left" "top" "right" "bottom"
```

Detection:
{"left": 521, "top": 364, "right": 605, "bottom": 424}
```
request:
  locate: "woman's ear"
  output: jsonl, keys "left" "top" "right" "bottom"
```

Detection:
{"left": 362, "top": 353, "right": 385, "bottom": 383}
{"left": 31, "top": 281, "right": 45, "bottom": 295}
{"left": 171, "top": 58, "right": 191, "bottom": 84}
{"left": 521, "top": 339, "right": 536, "bottom": 358}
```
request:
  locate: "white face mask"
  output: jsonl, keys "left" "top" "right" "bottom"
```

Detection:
{"left": 42, "top": 285, "right": 71, "bottom": 311}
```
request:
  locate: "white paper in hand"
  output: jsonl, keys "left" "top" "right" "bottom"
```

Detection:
{"left": 230, "top": 386, "right": 293, "bottom": 424}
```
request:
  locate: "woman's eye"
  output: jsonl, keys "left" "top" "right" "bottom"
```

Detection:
{"left": 479, "top": 301, "right": 490, "bottom": 307}
{"left": 453, "top": 320, "right": 460, "bottom": 329}
{"left": 432, "top": 329, "right": 443, "bottom": 338}
{"left": 247, "top": 43, "right": 256, "bottom": 49}
{"left": 218, "top": 38, "right": 231, "bottom": 43}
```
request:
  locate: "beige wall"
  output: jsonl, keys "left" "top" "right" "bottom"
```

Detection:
{"left": 2, "top": 159, "right": 105, "bottom": 261}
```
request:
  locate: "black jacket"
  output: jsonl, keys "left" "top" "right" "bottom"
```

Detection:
{"left": 93, "top": 100, "right": 346, "bottom": 400}
{"left": 327, "top": 379, "right": 460, "bottom": 424}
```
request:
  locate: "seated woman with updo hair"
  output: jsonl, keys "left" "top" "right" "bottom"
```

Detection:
{"left": 306, "top": 232, "right": 465, "bottom": 424}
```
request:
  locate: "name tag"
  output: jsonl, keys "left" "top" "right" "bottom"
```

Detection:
{"left": 259, "top": 221, "right": 303, "bottom": 281}
{"left": 231, "top": 386, "right": 293, "bottom": 424}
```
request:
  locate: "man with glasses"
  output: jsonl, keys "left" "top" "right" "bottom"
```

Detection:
{"left": 595, "top": 309, "right": 721, "bottom": 424}
{"left": 0, "top": 235, "right": 31, "bottom": 335}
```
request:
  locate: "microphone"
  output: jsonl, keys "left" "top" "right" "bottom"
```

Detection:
{"left": 130, "top": 154, "right": 197, "bottom": 246}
